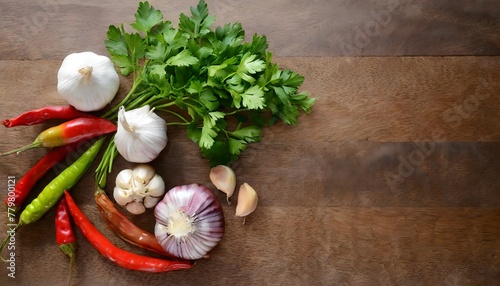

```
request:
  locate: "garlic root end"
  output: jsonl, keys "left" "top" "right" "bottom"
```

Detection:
{"left": 78, "top": 66, "right": 93, "bottom": 78}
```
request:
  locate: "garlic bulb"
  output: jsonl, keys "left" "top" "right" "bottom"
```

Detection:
{"left": 115, "top": 105, "right": 168, "bottom": 163}
{"left": 235, "top": 183, "right": 258, "bottom": 224}
{"left": 57, "top": 51, "right": 120, "bottom": 111}
{"left": 154, "top": 184, "right": 225, "bottom": 260}
{"left": 113, "top": 164, "right": 165, "bottom": 215}
{"left": 209, "top": 165, "right": 236, "bottom": 205}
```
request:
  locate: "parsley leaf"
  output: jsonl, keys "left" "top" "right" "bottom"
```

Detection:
{"left": 200, "top": 113, "right": 219, "bottom": 149}
{"left": 228, "top": 137, "right": 246, "bottom": 155}
{"left": 166, "top": 49, "right": 199, "bottom": 66}
{"left": 238, "top": 52, "right": 266, "bottom": 84}
{"left": 146, "top": 42, "right": 167, "bottom": 61}
{"left": 179, "top": 0, "right": 215, "bottom": 39}
{"left": 131, "top": 1, "right": 163, "bottom": 33}
{"left": 149, "top": 64, "right": 167, "bottom": 80}
{"left": 241, "top": 85, "right": 265, "bottom": 109}
{"left": 103, "top": 0, "right": 316, "bottom": 167}
{"left": 105, "top": 25, "right": 129, "bottom": 56}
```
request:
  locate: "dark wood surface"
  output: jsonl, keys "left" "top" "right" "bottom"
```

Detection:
{"left": 0, "top": 1, "right": 499, "bottom": 285}
{"left": 0, "top": 0, "right": 499, "bottom": 59}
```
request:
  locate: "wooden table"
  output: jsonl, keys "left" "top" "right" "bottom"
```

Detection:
{"left": 0, "top": 1, "right": 498, "bottom": 285}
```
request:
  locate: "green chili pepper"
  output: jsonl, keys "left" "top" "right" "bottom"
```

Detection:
{"left": 21, "top": 138, "right": 104, "bottom": 224}
{"left": 0, "top": 138, "right": 104, "bottom": 260}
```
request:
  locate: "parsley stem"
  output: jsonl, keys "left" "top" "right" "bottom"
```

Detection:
{"left": 102, "top": 78, "right": 142, "bottom": 120}
{"left": 158, "top": 109, "right": 190, "bottom": 123}
{"left": 224, "top": 108, "right": 249, "bottom": 116}
{"left": 125, "top": 89, "right": 156, "bottom": 110}
{"left": 154, "top": 101, "right": 180, "bottom": 109}
{"left": 166, "top": 122, "right": 191, "bottom": 126}
{"left": 95, "top": 135, "right": 115, "bottom": 189}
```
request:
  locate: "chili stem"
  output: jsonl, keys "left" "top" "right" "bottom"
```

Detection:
{"left": 1, "top": 141, "right": 42, "bottom": 156}
{"left": 0, "top": 223, "right": 24, "bottom": 261}
{"left": 68, "top": 253, "right": 75, "bottom": 286}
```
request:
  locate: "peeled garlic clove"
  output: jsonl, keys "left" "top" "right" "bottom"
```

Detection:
{"left": 209, "top": 165, "right": 236, "bottom": 205}
{"left": 235, "top": 183, "right": 258, "bottom": 222}
{"left": 126, "top": 201, "right": 146, "bottom": 215}
{"left": 144, "top": 196, "right": 161, "bottom": 209}
{"left": 113, "top": 187, "right": 133, "bottom": 206}
{"left": 133, "top": 164, "right": 156, "bottom": 185}
{"left": 145, "top": 175, "right": 166, "bottom": 197}
{"left": 115, "top": 169, "right": 133, "bottom": 189}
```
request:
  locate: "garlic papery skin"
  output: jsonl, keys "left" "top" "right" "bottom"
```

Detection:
{"left": 114, "top": 105, "right": 168, "bottom": 163}
{"left": 113, "top": 164, "right": 166, "bottom": 215}
{"left": 235, "top": 183, "right": 258, "bottom": 223}
{"left": 57, "top": 51, "right": 120, "bottom": 112}
{"left": 209, "top": 165, "right": 236, "bottom": 205}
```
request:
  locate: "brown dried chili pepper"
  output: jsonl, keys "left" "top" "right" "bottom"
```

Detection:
{"left": 2, "top": 105, "right": 96, "bottom": 128}
{"left": 5, "top": 142, "right": 79, "bottom": 213}
{"left": 64, "top": 190, "right": 192, "bottom": 272}
{"left": 94, "top": 188, "right": 175, "bottom": 258}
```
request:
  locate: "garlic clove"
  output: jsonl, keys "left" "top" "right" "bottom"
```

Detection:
{"left": 144, "top": 196, "right": 161, "bottom": 209}
{"left": 235, "top": 183, "right": 258, "bottom": 222}
{"left": 113, "top": 187, "right": 133, "bottom": 206}
{"left": 126, "top": 201, "right": 146, "bottom": 215}
{"left": 145, "top": 174, "right": 166, "bottom": 197}
{"left": 114, "top": 165, "right": 166, "bottom": 214}
{"left": 209, "top": 165, "right": 236, "bottom": 205}
{"left": 133, "top": 164, "right": 156, "bottom": 185}
{"left": 115, "top": 169, "right": 133, "bottom": 189}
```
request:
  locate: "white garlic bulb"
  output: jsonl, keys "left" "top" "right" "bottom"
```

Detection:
{"left": 114, "top": 105, "right": 168, "bottom": 163}
{"left": 57, "top": 51, "right": 120, "bottom": 112}
{"left": 113, "top": 164, "right": 166, "bottom": 215}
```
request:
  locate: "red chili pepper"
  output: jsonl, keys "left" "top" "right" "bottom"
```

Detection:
{"left": 5, "top": 142, "right": 80, "bottom": 213}
{"left": 63, "top": 190, "right": 192, "bottom": 272}
{"left": 56, "top": 197, "right": 76, "bottom": 256}
{"left": 1, "top": 117, "right": 116, "bottom": 156}
{"left": 2, "top": 105, "right": 96, "bottom": 128}
{"left": 55, "top": 197, "right": 76, "bottom": 286}
{"left": 94, "top": 188, "right": 175, "bottom": 257}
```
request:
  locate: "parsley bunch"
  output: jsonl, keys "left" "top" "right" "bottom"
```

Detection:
{"left": 102, "top": 0, "right": 315, "bottom": 167}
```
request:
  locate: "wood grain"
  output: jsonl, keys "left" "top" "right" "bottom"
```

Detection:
{"left": 3, "top": 207, "right": 500, "bottom": 285}
{"left": 0, "top": 0, "right": 498, "bottom": 60}
{"left": 0, "top": 0, "right": 499, "bottom": 285}
{"left": 0, "top": 56, "right": 498, "bottom": 285}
